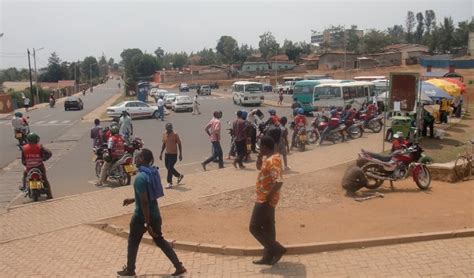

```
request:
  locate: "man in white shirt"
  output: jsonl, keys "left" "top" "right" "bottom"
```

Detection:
{"left": 23, "top": 97, "right": 31, "bottom": 112}
{"left": 119, "top": 111, "right": 133, "bottom": 142}
{"left": 156, "top": 96, "right": 165, "bottom": 121}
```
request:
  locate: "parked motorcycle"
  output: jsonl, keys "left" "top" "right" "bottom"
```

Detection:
{"left": 343, "top": 119, "right": 364, "bottom": 139}
{"left": 24, "top": 168, "right": 50, "bottom": 202}
{"left": 312, "top": 114, "right": 345, "bottom": 144}
{"left": 358, "top": 143, "right": 431, "bottom": 190}
{"left": 358, "top": 112, "right": 383, "bottom": 133}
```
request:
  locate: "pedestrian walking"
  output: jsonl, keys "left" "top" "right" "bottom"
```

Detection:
{"left": 159, "top": 123, "right": 184, "bottom": 189}
{"left": 439, "top": 97, "right": 448, "bottom": 124}
{"left": 250, "top": 136, "right": 286, "bottom": 265}
{"left": 119, "top": 111, "right": 133, "bottom": 143}
{"left": 279, "top": 117, "right": 290, "bottom": 170}
{"left": 278, "top": 89, "right": 284, "bottom": 105}
{"left": 232, "top": 110, "right": 247, "bottom": 169}
{"left": 118, "top": 148, "right": 187, "bottom": 277}
{"left": 453, "top": 95, "right": 462, "bottom": 118}
{"left": 192, "top": 94, "right": 201, "bottom": 115}
{"left": 201, "top": 111, "right": 224, "bottom": 171}
{"left": 90, "top": 118, "right": 103, "bottom": 148}
{"left": 23, "top": 96, "right": 30, "bottom": 112}
{"left": 156, "top": 96, "right": 165, "bottom": 121}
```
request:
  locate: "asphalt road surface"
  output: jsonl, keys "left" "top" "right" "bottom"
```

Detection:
{"left": 0, "top": 79, "right": 122, "bottom": 169}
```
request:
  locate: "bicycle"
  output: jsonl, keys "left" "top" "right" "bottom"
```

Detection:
{"left": 454, "top": 140, "right": 473, "bottom": 181}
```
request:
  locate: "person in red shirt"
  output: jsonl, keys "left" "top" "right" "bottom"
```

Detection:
{"left": 96, "top": 125, "right": 125, "bottom": 186}
{"left": 391, "top": 132, "right": 409, "bottom": 152}
{"left": 318, "top": 109, "right": 344, "bottom": 145}
{"left": 20, "top": 133, "right": 53, "bottom": 198}
{"left": 291, "top": 108, "right": 307, "bottom": 148}
{"left": 366, "top": 100, "right": 377, "bottom": 119}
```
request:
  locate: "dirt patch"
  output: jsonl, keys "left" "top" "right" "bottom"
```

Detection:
{"left": 106, "top": 164, "right": 473, "bottom": 246}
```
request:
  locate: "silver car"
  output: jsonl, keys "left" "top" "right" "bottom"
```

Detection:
{"left": 171, "top": 96, "right": 193, "bottom": 112}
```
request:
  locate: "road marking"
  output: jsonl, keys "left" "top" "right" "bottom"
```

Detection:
{"left": 61, "top": 120, "right": 70, "bottom": 124}
{"left": 48, "top": 120, "right": 58, "bottom": 124}
{"left": 35, "top": 120, "right": 45, "bottom": 125}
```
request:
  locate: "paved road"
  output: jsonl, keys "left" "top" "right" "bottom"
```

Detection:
{"left": 0, "top": 79, "right": 122, "bottom": 169}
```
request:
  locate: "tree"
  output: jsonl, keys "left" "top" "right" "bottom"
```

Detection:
{"left": 387, "top": 25, "right": 405, "bottom": 44}
{"left": 81, "top": 56, "right": 99, "bottom": 82}
{"left": 438, "top": 17, "right": 455, "bottom": 53}
{"left": 98, "top": 55, "right": 108, "bottom": 77}
{"left": 134, "top": 54, "right": 158, "bottom": 79}
{"left": 424, "top": 10, "right": 436, "bottom": 35}
{"left": 234, "top": 44, "right": 252, "bottom": 64}
{"left": 282, "top": 40, "right": 300, "bottom": 61}
{"left": 346, "top": 25, "right": 361, "bottom": 53}
{"left": 216, "top": 36, "right": 238, "bottom": 64}
{"left": 154, "top": 47, "right": 165, "bottom": 59}
{"left": 120, "top": 48, "right": 143, "bottom": 66}
{"left": 453, "top": 19, "right": 474, "bottom": 48}
{"left": 415, "top": 12, "right": 425, "bottom": 43}
{"left": 359, "top": 29, "right": 390, "bottom": 54}
{"left": 108, "top": 58, "right": 114, "bottom": 66}
{"left": 40, "top": 52, "right": 63, "bottom": 82}
{"left": 196, "top": 48, "right": 219, "bottom": 65}
{"left": 258, "top": 31, "right": 280, "bottom": 60}
{"left": 171, "top": 52, "right": 188, "bottom": 69}
{"left": 405, "top": 11, "right": 416, "bottom": 43}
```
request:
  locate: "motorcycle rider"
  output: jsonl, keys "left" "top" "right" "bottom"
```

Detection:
{"left": 20, "top": 133, "right": 53, "bottom": 199}
{"left": 291, "top": 108, "right": 307, "bottom": 149}
{"left": 391, "top": 132, "right": 410, "bottom": 153}
{"left": 265, "top": 109, "right": 280, "bottom": 128}
{"left": 49, "top": 93, "right": 56, "bottom": 107}
{"left": 12, "top": 112, "right": 29, "bottom": 139}
{"left": 318, "top": 109, "right": 344, "bottom": 145}
{"left": 365, "top": 100, "right": 377, "bottom": 120}
{"left": 96, "top": 125, "right": 125, "bottom": 186}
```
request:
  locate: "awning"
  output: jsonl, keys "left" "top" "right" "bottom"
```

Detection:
{"left": 425, "top": 79, "right": 461, "bottom": 96}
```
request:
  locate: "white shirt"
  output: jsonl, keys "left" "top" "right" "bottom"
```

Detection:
{"left": 24, "top": 98, "right": 30, "bottom": 105}
{"left": 157, "top": 98, "right": 164, "bottom": 107}
{"left": 119, "top": 115, "right": 132, "bottom": 136}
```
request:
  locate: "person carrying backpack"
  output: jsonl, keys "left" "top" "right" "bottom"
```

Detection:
{"left": 118, "top": 148, "right": 186, "bottom": 277}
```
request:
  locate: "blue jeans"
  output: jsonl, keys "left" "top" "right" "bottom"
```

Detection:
{"left": 203, "top": 141, "right": 223, "bottom": 168}
{"left": 158, "top": 106, "right": 164, "bottom": 121}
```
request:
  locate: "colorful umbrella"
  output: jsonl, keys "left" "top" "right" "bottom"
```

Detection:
{"left": 421, "top": 82, "right": 453, "bottom": 100}
{"left": 425, "top": 79, "right": 461, "bottom": 96}
{"left": 442, "top": 78, "right": 466, "bottom": 94}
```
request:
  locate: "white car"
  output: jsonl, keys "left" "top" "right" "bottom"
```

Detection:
{"left": 164, "top": 93, "right": 178, "bottom": 108}
{"left": 106, "top": 100, "right": 169, "bottom": 119}
{"left": 171, "top": 96, "right": 193, "bottom": 112}
{"left": 149, "top": 88, "right": 168, "bottom": 99}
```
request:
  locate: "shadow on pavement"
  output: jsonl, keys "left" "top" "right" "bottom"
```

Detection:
{"left": 260, "top": 261, "right": 307, "bottom": 277}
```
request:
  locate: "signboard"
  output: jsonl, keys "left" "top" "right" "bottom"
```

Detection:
{"left": 389, "top": 72, "right": 419, "bottom": 112}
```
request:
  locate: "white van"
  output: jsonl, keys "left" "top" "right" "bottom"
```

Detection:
{"left": 232, "top": 81, "right": 264, "bottom": 106}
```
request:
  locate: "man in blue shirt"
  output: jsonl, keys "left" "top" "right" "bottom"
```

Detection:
{"left": 118, "top": 148, "right": 186, "bottom": 277}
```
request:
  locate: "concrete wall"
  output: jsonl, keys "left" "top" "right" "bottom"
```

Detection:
{"left": 319, "top": 53, "right": 358, "bottom": 70}
{"left": 368, "top": 52, "right": 402, "bottom": 67}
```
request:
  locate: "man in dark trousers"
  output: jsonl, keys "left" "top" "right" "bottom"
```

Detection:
{"left": 232, "top": 110, "right": 247, "bottom": 169}
{"left": 159, "top": 123, "right": 184, "bottom": 189}
{"left": 250, "top": 136, "right": 286, "bottom": 265}
{"left": 118, "top": 148, "right": 186, "bottom": 277}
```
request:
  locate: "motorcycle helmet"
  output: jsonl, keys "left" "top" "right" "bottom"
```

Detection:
{"left": 110, "top": 125, "right": 120, "bottom": 135}
{"left": 15, "top": 112, "right": 23, "bottom": 117}
{"left": 330, "top": 109, "right": 338, "bottom": 117}
{"left": 268, "top": 109, "right": 276, "bottom": 116}
{"left": 297, "top": 108, "right": 304, "bottom": 115}
{"left": 26, "top": 133, "right": 40, "bottom": 144}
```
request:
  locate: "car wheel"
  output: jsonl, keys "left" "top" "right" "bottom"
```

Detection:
{"left": 153, "top": 110, "right": 159, "bottom": 119}
{"left": 65, "top": 107, "right": 68, "bottom": 111}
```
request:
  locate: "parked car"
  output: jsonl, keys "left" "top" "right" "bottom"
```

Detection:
{"left": 106, "top": 100, "right": 169, "bottom": 119}
{"left": 263, "top": 84, "right": 273, "bottom": 92}
{"left": 171, "top": 96, "right": 193, "bottom": 112}
{"left": 149, "top": 88, "right": 169, "bottom": 100}
{"left": 189, "top": 83, "right": 200, "bottom": 90}
{"left": 64, "top": 96, "right": 84, "bottom": 111}
{"left": 179, "top": 83, "right": 189, "bottom": 92}
{"left": 198, "top": 85, "right": 211, "bottom": 96}
{"left": 163, "top": 93, "right": 178, "bottom": 108}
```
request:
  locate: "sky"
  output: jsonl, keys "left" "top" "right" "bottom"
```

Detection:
{"left": 1, "top": 0, "right": 473, "bottom": 69}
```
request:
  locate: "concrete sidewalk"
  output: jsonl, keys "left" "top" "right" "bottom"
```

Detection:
{"left": 0, "top": 129, "right": 472, "bottom": 276}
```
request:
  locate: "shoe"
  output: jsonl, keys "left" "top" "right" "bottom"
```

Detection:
{"left": 239, "top": 164, "right": 246, "bottom": 169}
{"left": 232, "top": 161, "right": 237, "bottom": 168}
{"left": 284, "top": 166, "right": 290, "bottom": 171}
{"left": 270, "top": 246, "right": 287, "bottom": 265}
{"left": 252, "top": 258, "right": 273, "bottom": 265}
{"left": 165, "top": 183, "right": 173, "bottom": 189}
{"left": 171, "top": 266, "right": 187, "bottom": 276}
{"left": 201, "top": 162, "right": 207, "bottom": 171}
{"left": 218, "top": 166, "right": 225, "bottom": 169}
{"left": 177, "top": 174, "right": 184, "bottom": 184}
{"left": 117, "top": 265, "right": 136, "bottom": 276}
{"left": 95, "top": 182, "right": 103, "bottom": 187}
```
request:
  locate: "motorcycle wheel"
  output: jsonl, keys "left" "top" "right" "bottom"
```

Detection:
{"left": 32, "top": 189, "right": 40, "bottom": 202}
{"left": 369, "top": 121, "right": 382, "bottom": 133}
{"left": 331, "top": 133, "right": 343, "bottom": 144}
{"left": 118, "top": 167, "right": 131, "bottom": 186}
{"left": 308, "top": 131, "right": 319, "bottom": 144}
{"left": 348, "top": 127, "right": 362, "bottom": 139}
{"left": 95, "top": 161, "right": 102, "bottom": 178}
{"left": 298, "top": 141, "right": 305, "bottom": 152}
{"left": 415, "top": 165, "right": 431, "bottom": 190}
{"left": 361, "top": 163, "right": 385, "bottom": 189}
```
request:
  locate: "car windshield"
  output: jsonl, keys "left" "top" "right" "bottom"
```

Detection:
{"left": 67, "top": 97, "right": 78, "bottom": 101}
{"left": 245, "top": 83, "right": 263, "bottom": 93}
{"left": 176, "top": 96, "right": 191, "bottom": 103}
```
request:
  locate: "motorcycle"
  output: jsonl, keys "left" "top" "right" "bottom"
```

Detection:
{"left": 343, "top": 119, "right": 364, "bottom": 139}
{"left": 293, "top": 126, "right": 308, "bottom": 151}
{"left": 358, "top": 143, "right": 431, "bottom": 190}
{"left": 24, "top": 168, "right": 50, "bottom": 202}
{"left": 312, "top": 114, "right": 345, "bottom": 144}
{"left": 14, "top": 128, "right": 29, "bottom": 147}
{"left": 358, "top": 112, "right": 383, "bottom": 133}
{"left": 124, "top": 136, "right": 144, "bottom": 156}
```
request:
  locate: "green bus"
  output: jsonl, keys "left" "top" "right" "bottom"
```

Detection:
{"left": 292, "top": 79, "right": 346, "bottom": 113}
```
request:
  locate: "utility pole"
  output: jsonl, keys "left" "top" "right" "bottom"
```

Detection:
{"left": 33, "top": 48, "right": 40, "bottom": 104}
{"left": 27, "top": 49, "right": 34, "bottom": 104}
{"left": 343, "top": 29, "right": 347, "bottom": 80}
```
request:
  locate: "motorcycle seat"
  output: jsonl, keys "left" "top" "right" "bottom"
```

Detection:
{"left": 363, "top": 150, "right": 392, "bottom": 162}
